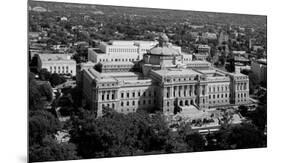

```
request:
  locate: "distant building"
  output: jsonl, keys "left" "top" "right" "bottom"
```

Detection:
{"left": 235, "top": 63, "right": 251, "bottom": 73}
{"left": 189, "top": 25, "right": 205, "bottom": 29}
{"left": 35, "top": 53, "right": 76, "bottom": 76}
{"left": 60, "top": 16, "right": 68, "bottom": 21}
{"left": 198, "top": 44, "right": 211, "bottom": 54}
{"left": 193, "top": 53, "right": 208, "bottom": 61}
{"left": 81, "top": 34, "right": 250, "bottom": 117}
{"left": 182, "top": 52, "right": 193, "bottom": 63}
{"left": 193, "top": 44, "right": 211, "bottom": 60}
{"left": 251, "top": 59, "right": 267, "bottom": 84}
{"left": 252, "top": 45, "right": 264, "bottom": 52}
{"left": 32, "top": 6, "right": 47, "bottom": 12}
{"left": 218, "top": 31, "right": 229, "bottom": 45}
{"left": 202, "top": 32, "right": 217, "bottom": 40}
{"left": 190, "top": 32, "right": 199, "bottom": 40}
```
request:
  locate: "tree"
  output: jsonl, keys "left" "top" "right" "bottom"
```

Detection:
{"left": 184, "top": 132, "right": 206, "bottom": 152}
{"left": 69, "top": 109, "right": 172, "bottom": 158}
{"left": 29, "top": 74, "right": 53, "bottom": 110}
{"left": 29, "top": 135, "right": 80, "bottom": 162}
{"left": 38, "top": 82, "right": 53, "bottom": 102}
{"left": 49, "top": 73, "right": 66, "bottom": 87}
{"left": 248, "top": 105, "right": 267, "bottom": 131}
{"left": 39, "top": 68, "right": 51, "bottom": 81}
{"left": 215, "top": 122, "right": 265, "bottom": 150}
{"left": 177, "top": 123, "right": 205, "bottom": 152}
{"left": 238, "top": 105, "right": 249, "bottom": 117}
{"left": 248, "top": 72, "right": 259, "bottom": 94}
{"left": 29, "top": 110, "right": 61, "bottom": 146}
{"left": 165, "top": 131, "right": 192, "bottom": 153}
{"left": 29, "top": 80, "right": 44, "bottom": 111}
{"left": 225, "top": 123, "right": 265, "bottom": 149}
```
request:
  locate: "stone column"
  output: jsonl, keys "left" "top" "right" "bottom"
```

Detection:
{"left": 169, "top": 87, "right": 172, "bottom": 98}
{"left": 184, "top": 85, "right": 187, "bottom": 97}
{"left": 174, "top": 86, "right": 177, "bottom": 97}
{"left": 164, "top": 87, "right": 167, "bottom": 98}
{"left": 179, "top": 86, "right": 181, "bottom": 97}
{"left": 114, "top": 90, "right": 118, "bottom": 99}
{"left": 99, "top": 91, "right": 102, "bottom": 101}
{"left": 192, "top": 85, "right": 195, "bottom": 96}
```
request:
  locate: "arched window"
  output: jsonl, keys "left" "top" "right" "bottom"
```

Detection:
{"left": 179, "top": 100, "right": 183, "bottom": 106}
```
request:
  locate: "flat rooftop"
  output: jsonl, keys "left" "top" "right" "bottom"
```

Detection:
{"left": 37, "top": 53, "right": 73, "bottom": 61}
{"left": 152, "top": 68, "right": 201, "bottom": 77}
{"left": 101, "top": 62, "right": 135, "bottom": 66}
{"left": 196, "top": 69, "right": 225, "bottom": 77}
{"left": 87, "top": 68, "right": 151, "bottom": 84}
{"left": 92, "top": 48, "right": 105, "bottom": 54}
{"left": 100, "top": 71, "right": 142, "bottom": 78}
{"left": 108, "top": 40, "right": 158, "bottom": 46}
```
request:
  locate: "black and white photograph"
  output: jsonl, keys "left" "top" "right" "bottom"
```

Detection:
{"left": 26, "top": 0, "right": 268, "bottom": 162}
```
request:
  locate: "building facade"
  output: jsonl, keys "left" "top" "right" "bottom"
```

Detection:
{"left": 88, "top": 40, "right": 159, "bottom": 63}
{"left": 35, "top": 53, "right": 76, "bottom": 76}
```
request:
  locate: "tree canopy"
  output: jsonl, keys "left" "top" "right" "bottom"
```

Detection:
{"left": 29, "top": 135, "right": 80, "bottom": 162}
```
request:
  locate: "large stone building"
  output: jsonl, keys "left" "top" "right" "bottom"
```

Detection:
{"left": 81, "top": 34, "right": 249, "bottom": 117}
{"left": 35, "top": 53, "right": 76, "bottom": 76}
{"left": 88, "top": 40, "right": 159, "bottom": 63}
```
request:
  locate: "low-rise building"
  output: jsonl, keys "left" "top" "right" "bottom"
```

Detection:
{"left": 35, "top": 53, "right": 76, "bottom": 76}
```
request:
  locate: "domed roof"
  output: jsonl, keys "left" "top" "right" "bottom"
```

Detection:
{"left": 148, "top": 33, "right": 181, "bottom": 56}
{"left": 148, "top": 46, "right": 181, "bottom": 56}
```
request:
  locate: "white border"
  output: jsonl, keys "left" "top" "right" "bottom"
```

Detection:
{"left": 0, "top": 0, "right": 279, "bottom": 163}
